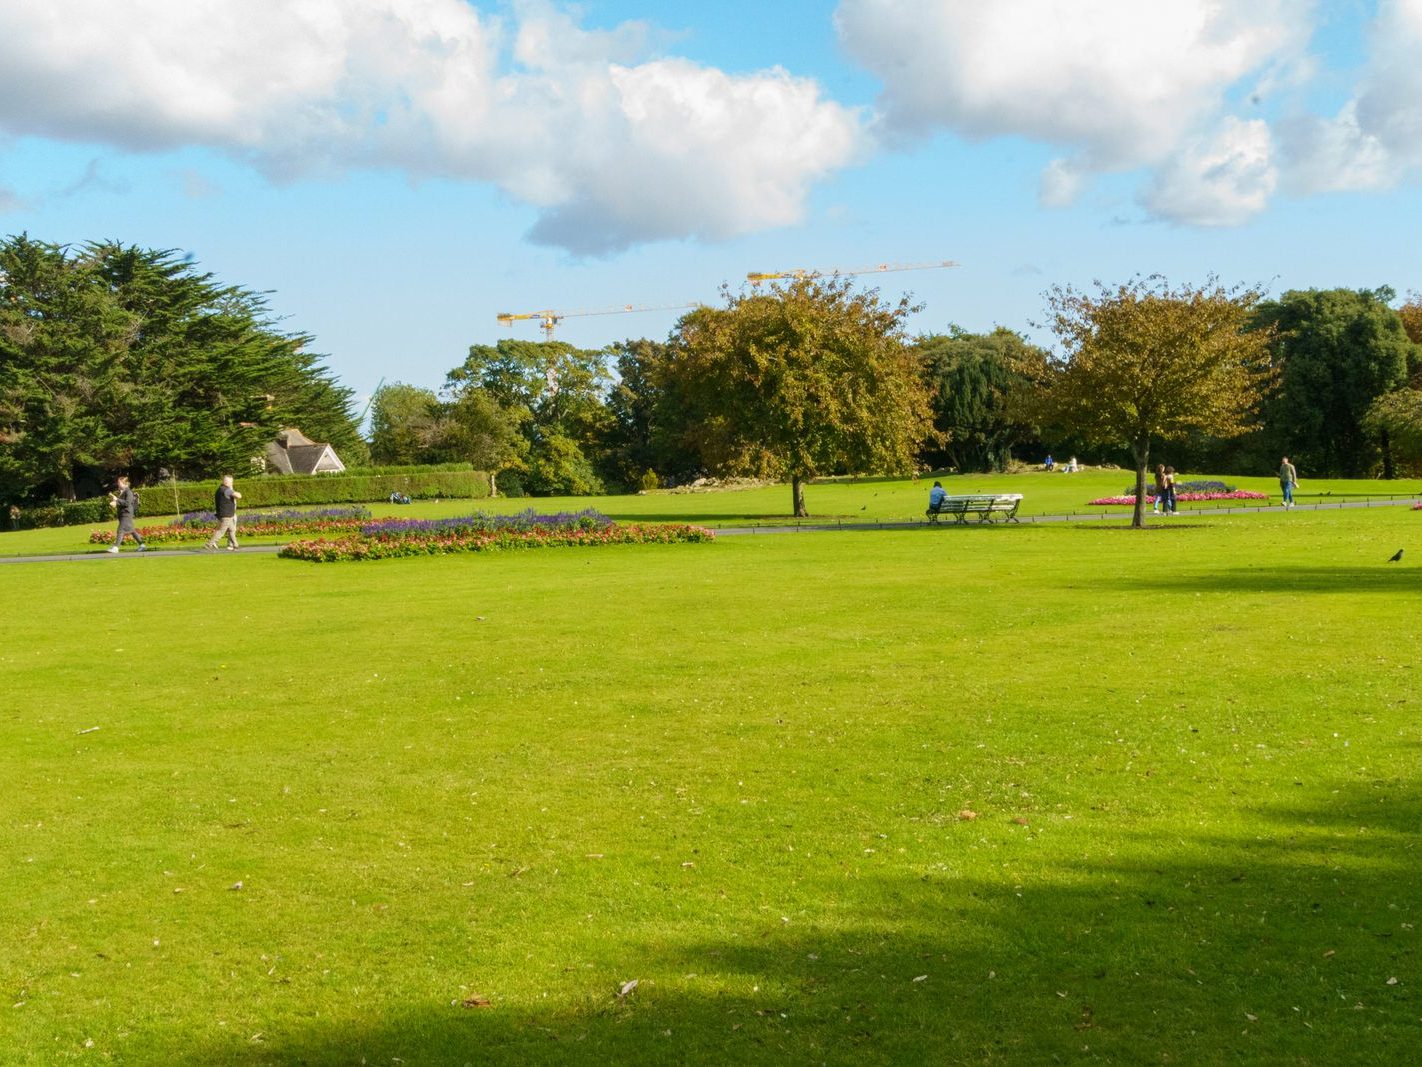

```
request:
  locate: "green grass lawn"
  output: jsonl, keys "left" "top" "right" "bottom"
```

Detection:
{"left": 2, "top": 505, "right": 1418, "bottom": 1063}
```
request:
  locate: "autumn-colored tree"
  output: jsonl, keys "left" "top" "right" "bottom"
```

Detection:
{"left": 1398, "top": 293, "right": 1422, "bottom": 350}
{"left": 1032, "top": 277, "right": 1276, "bottom": 528}
{"left": 664, "top": 276, "right": 933, "bottom": 516}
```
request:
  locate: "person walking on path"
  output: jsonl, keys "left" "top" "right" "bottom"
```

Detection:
{"left": 1279, "top": 457, "right": 1298, "bottom": 509}
{"left": 1152, "top": 465, "right": 1167, "bottom": 515}
{"left": 106, "top": 476, "right": 146, "bottom": 553}
{"left": 204, "top": 475, "right": 242, "bottom": 551}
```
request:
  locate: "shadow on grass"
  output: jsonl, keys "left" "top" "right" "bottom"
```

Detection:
{"left": 1110, "top": 564, "right": 1422, "bottom": 595}
{"left": 195, "top": 779, "right": 1420, "bottom": 1066}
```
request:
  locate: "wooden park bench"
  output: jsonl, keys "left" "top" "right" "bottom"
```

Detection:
{"left": 926, "top": 493, "right": 1023, "bottom": 525}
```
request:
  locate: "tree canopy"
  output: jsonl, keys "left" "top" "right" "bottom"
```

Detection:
{"left": 0, "top": 235, "right": 361, "bottom": 504}
{"left": 1253, "top": 287, "right": 1417, "bottom": 477}
{"left": 917, "top": 326, "right": 1043, "bottom": 473}
{"left": 1031, "top": 276, "right": 1276, "bottom": 528}
{"left": 663, "top": 276, "right": 932, "bottom": 516}
{"left": 444, "top": 338, "right": 608, "bottom": 495}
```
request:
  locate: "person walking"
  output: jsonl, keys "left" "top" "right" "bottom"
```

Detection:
{"left": 1163, "top": 466, "right": 1179, "bottom": 515}
{"left": 204, "top": 474, "right": 242, "bottom": 551}
{"left": 106, "top": 476, "right": 146, "bottom": 553}
{"left": 1279, "top": 457, "right": 1298, "bottom": 509}
{"left": 1152, "top": 465, "right": 1167, "bottom": 515}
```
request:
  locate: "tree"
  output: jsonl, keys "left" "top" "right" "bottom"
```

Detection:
{"left": 369, "top": 382, "right": 440, "bottom": 465}
{"left": 436, "top": 388, "right": 528, "bottom": 489}
{"left": 664, "top": 276, "right": 933, "bottom": 517}
{"left": 1253, "top": 288, "right": 1415, "bottom": 477}
{"left": 1397, "top": 293, "right": 1422, "bottom": 348}
{"left": 598, "top": 338, "right": 700, "bottom": 488}
{"left": 445, "top": 338, "right": 609, "bottom": 495}
{"left": 1032, "top": 277, "right": 1276, "bottom": 529}
{"left": 0, "top": 235, "right": 361, "bottom": 505}
{"left": 917, "top": 326, "right": 1044, "bottom": 472}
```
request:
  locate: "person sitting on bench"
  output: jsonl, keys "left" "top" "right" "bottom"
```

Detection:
{"left": 927, "top": 480, "right": 947, "bottom": 515}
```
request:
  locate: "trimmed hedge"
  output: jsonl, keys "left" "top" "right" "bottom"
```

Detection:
{"left": 13, "top": 468, "right": 491, "bottom": 529}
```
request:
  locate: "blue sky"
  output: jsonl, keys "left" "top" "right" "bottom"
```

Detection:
{"left": 2, "top": 1, "right": 1420, "bottom": 415}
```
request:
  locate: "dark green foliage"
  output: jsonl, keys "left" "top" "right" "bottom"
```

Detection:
{"left": 445, "top": 339, "right": 607, "bottom": 494}
{"left": 596, "top": 339, "right": 703, "bottom": 488}
{"left": 0, "top": 235, "right": 362, "bottom": 507}
{"left": 917, "top": 326, "right": 1043, "bottom": 472}
{"left": 1253, "top": 287, "right": 1418, "bottom": 476}
{"left": 368, "top": 383, "right": 441, "bottom": 465}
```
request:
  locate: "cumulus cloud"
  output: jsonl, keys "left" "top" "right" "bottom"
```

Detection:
{"left": 1142, "top": 118, "right": 1276, "bottom": 226}
{"left": 0, "top": 0, "right": 865, "bottom": 254}
{"left": 836, "top": 0, "right": 1306, "bottom": 221}
{"left": 1279, "top": 0, "right": 1422, "bottom": 194}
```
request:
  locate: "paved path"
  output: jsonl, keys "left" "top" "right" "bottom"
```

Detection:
{"left": 2, "top": 496, "right": 1418, "bottom": 564}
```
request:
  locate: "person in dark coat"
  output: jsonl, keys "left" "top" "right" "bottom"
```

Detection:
{"left": 106, "top": 476, "right": 146, "bottom": 553}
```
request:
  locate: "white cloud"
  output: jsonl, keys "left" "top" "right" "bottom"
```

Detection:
{"left": 1279, "top": 0, "right": 1422, "bottom": 194}
{"left": 1142, "top": 118, "right": 1276, "bottom": 226}
{"left": 0, "top": 1, "right": 865, "bottom": 254}
{"left": 836, "top": 0, "right": 1307, "bottom": 217}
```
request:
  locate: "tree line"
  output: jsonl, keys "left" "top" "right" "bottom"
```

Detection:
{"left": 375, "top": 276, "right": 1422, "bottom": 517}
{"left": 7, "top": 230, "right": 1422, "bottom": 519}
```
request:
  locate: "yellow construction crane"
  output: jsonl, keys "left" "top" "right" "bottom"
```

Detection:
{"left": 496, "top": 302, "right": 704, "bottom": 340}
{"left": 746, "top": 259, "right": 957, "bottom": 285}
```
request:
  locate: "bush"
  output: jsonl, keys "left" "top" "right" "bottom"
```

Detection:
{"left": 14, "top": 469, "right": 491, "bottom": 528}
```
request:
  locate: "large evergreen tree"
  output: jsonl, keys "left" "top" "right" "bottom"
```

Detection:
{"left": 0, "top": 236, "right": 361, "bottom": 504}
{"left": 917, "top": 326, "right": 1043, "bottom": 473}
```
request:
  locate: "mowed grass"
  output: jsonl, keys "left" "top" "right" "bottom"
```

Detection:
{"left": 2, "top": 507, "right": 1420, "bottom": 1064}
{"left": 5, "top": 469, "right": 1421, "bottom": 558}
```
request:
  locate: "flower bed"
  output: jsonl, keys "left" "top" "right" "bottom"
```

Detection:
{"left": 175, "top": 505, "right": 371, "bottom": 527}
{"left": 1089, "top": 490, "right": 1269, "bottom": 506}
{"left": 90, "top": 505, "right": 374, "bottom": 545}
{"left": 279, "top": 521, "right": 715, "bottom": 562}
{"left": 359, "top": 508, "right": 612, "bottom": 540}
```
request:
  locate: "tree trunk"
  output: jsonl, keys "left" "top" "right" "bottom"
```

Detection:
{"left": 1130, "top": 438, "right": 1150, "bottom": 529}
{"left": 791, "top": 475, "right": 808, "bottom": 518}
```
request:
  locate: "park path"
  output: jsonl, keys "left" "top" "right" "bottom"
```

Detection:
{"left": 2, "top": 495, "right": 1418, "bottom": 565}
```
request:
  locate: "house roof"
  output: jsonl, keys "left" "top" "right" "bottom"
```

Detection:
{"left": 264, "top": 428, "right": 345, "bottom": 475}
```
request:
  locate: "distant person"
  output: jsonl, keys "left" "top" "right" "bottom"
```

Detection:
{"left": 106, "top": 476, "right": 146, "bottom": 553}
{"left": 1065, "top": 456, "right": 1079, "bottom": 473}
{"left": 1163, "top": 466, "right": 1178, "bottom": 514}
{"left": 1279, "top": 457, "right": 1298, "bottom": 509}
{"left": 204, "top": 474, "right": 242, "bottom": 551}
{"left": 927, "top": 480, "right": 947, "bottom": 516}
{"left": 1044, "top": 454, "right": 1054, "bottom": 471}
{"left": 1152, "top": 464, "right": 1167, "bottom": 515}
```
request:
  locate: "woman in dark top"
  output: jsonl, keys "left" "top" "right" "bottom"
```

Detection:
{"left": 107, "top": 476, "right": 146, "bottom": 553}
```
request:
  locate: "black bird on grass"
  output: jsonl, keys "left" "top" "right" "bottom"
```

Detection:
{"left": 1388, "top": 549, "right": 1404, "bottom": 562}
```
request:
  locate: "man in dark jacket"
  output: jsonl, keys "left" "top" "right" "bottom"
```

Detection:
{"left": 204, "top": 474, "right": 242, "bottom": 551}
{"left": 106, "top": 476, "right": 146, "bottom": 553}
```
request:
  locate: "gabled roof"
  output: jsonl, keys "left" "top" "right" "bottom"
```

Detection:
{"left": 264, "top": 428, "right": 345, "bottom": 475}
